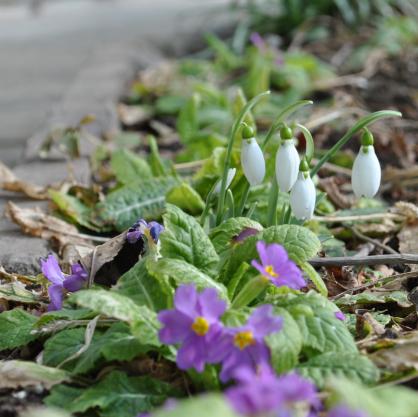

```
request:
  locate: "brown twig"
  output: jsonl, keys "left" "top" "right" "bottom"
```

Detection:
{"left": 309, "top": 253, "right": 418, "bottom": 267}
{"left": 349, "top": 226, "right": 398, "bottom": 255}
{"left": 313, "top": 212, "right": 404, "bottom": 223}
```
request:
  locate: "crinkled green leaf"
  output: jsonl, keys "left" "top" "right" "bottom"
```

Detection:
{"left": 166, "top": 182, "right": 205, "bottom": 215}
{"left": 36, "top": 308, "right": 95, "bottom": 327}
{"left": 147, "top": 258, "right": 227, "bottom": 300}
{"left": 297, "top": 352, "right": 379, "bottom": 388}
{"left": 176, "top": 93, "right": 199, "bottom": 144}
{"left": 111, "top": 148, "right": 153, "bottom": 184}
{"left": 115, "top": 259, "right": 169, "bottom": 311}
{"left": 266, "top": 307, "right": 303, "bottom": 373}
{"left": 336, "top": 290, "right": 412, "bottom": 308}
{"left": 46, "top": 370, "right": 177, "bottom": 417}
{"left": 209, "top": 217, "right": 263, "bottom": 256}
{"left": 94, "top": 177, "right": 178, "bottom": 231}
{"left": 70, "top": 289, "right": 160, "bottom": 346}
{"left": 327, "top": 377, "right": 418, "bottom": 417}
{"left": 160, "top": 204, "right": 219, "bottom": 277}
{"left": 0, "top": 309, "right": 37, "bottom": 351}
{"left": 0, "top": 282, "right": 40, "bottom": 304}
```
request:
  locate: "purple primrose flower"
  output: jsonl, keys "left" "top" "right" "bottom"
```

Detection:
{"left": 209, "top": 305, "right": 283, "bottom": 382}
{"left": 328, "top": 405, "right": 369, "bottom": 417}
{"left": 158, "top": 284, "right": 226, "bottom": 372}
{"left": 227, "top": 365, "right": 318, "bottom": 417}
{"left": 127, "top": 219, "right": 164, "bottom": 244}
{"left": 250, "top": 32, "right": 267, "bottom": 51}
{"left": 251, "top": 241, "right": 306, "bottom": 290}
{"left": 40, "top": 254, "right": 88, "bottom": 311}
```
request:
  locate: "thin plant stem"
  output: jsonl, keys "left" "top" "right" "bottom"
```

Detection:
{"left": 237, "top": 184, "right": 251, "bottom": 216}
{"left": 216, "top": 91, "right": 270, "bottom": 225}
{"left": 311, "top": 110, "right": 402, "bottom": 177}
{"left": 266, "top": 178, "right": 279, "bottom": 226}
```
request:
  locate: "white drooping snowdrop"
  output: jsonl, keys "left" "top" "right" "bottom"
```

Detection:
{"left": 351, "top": 131, "right": 381, "bottom": 198}
{"left": 290, "top": 159, "right": 316, "bottom": 221}
{"left": 241, "top": 125, "right": 265, "bottom": 186}
{"left": 275, "top": 126, "right": 300, "bottom": 192}
{"left": 214, "top": 168, "right": 236, "bottom": 194}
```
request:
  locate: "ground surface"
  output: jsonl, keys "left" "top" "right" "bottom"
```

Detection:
{"left": 0, "top": 0, "right": 231, "bottom": 166}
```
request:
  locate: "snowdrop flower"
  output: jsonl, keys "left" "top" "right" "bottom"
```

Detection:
{"left": 275, "top": 126, "right": 300, "bottom": 192}
{"left": 351, "top": 131, "right": 381, "bottom": 198}
{"left": 214, "top": 168, "right": 236, "bottom": 194}
{"left": 241, "top": 125, "right": 265, "bottom": 186}
{"left": 290, "top": 159, "right": 316, "bottom": 221}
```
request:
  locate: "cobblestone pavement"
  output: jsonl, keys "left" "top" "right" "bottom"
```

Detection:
{"left": 0, "top": 0, "right": 234, "bottom": 273}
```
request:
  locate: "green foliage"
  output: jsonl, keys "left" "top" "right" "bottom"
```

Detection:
{"left": 115, "top": 259, "right": 169, "bottom": 311}
{"left": 46, "top": 370, "right": 177, "bottom": 417}
{"left": 166, "top": 182, "right": 205, "bottom": 215}
{"left": 94, "top": 177, "right": 178, "bottom": 231}
{"left": 327, "top": 378, "right": 418, "bottom": 417}
{"left": 160, "top": 204, "right": 219, "bottom": 277}
{"left": 298, "top": 352, "right": 379, "bottom": 388}
{"left": 0, "top": 309, "right": 38, "bottom": 351}
{"left": 110, "top": 148, "right": 153, "bottom": 184}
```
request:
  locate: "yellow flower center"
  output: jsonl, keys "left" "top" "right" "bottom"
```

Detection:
{"left": 234, "top": 331, "right": 255, "bottom": 350}
{"left": 264, "top": 265, "right": 278, "bottom": 277}
{"left": 191, "top": 316, "right": 210, "bottom": 336}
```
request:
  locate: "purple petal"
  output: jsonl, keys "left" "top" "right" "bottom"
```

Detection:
{"left": 233, "top": 227, "right": 260, "bottom": 243}
{"left": 176, "top": 334, "right": 207, "bottom": 372}
{"left": 220, "top": 349, "right": 253, "bottom": 383}
{"left": 335, "top": 311, "right": 346, "bottom": 321}
{"left": 63, "top": 274, "right": 85, "bottom": 292}
{"left": 249, "top": 32, "right": 266, "bottom": 51}
{"left": 268, "top": 244, "right": 289, "bottom": 269}
{"left": 197, "top": 288, "right": 226, "bottom": 321}
{"left": 328, "top": 405, "right": 369, "bottom": 417}
{"left": 48, "top": 284, "right": 64, "bottom": 311}
{"left": 174, "top": 285, "right": 198, "bottom": 317}
{"left": 248, "top": 305, "right": 283, "bottom": 338}
{"left": 158, "top": 310, "right": 192, "bottom": 344}
{"left": 255, "top": 241, "right": 270, "bottom": 266}
{"left": 276, "top": 373, "right": 318, "bottom": 406}
{"left": 206, "top": 330, "right": 234, "bottom": 364}
{"left": 127, "top": 229, "right": 142, "bottom": 244}
{"left": 148, "top": 221, "right": 164, "bottom": 242}
{"left": 40, "top": 254, "right": 64, "bottom": 285}
{"left": 251, "top": 259, "right": 268, "bottom": 278}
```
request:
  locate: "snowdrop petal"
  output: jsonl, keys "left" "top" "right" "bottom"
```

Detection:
{"left": 290, "top": 172, "right": 316, "bottom": 220}
{"left": 275, "top": 140, "right": 300, "bottom": 192}
{"left": 214, "top": 168, "right": 236, "bottom": 194}
{"left": 241, "top": 138, "right": 265, "bottom": 186}
{"left": 351, "top": 146, "right": 381, "bottom": 198}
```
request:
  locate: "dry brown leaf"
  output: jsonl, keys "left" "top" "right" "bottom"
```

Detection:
{"left": 5, "top": 202, "right": 91, "bottom": 249}
{"left": 117, "top": 103, "right": 152, "bottom": 126}
{"left": 398, "top": 225, "right": 418, "bottom": 272}
{"left": 392, "top": 201, "right": 418, "bottom": 225}
{"left": 0, "top": 162, "right": 48, "bottom": 200}
{"left": 318, "top": 177, "right": 352, "bottom": 209}
{"left": 370, "top": 332, "right": 418, "bottom": 373}
{"left": 0, "top": 361, "right": 68, "bottom": 389}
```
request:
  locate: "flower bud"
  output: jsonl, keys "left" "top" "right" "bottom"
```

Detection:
{"left": 214, "top": 168, "right": 236, "bottom": 194}
{"left": 241, "top": 136, "right": 265, "bottom": 187}
{"left": 290, "top": 160, "right": 316, "bottom": 220}
{"left": 275, "top": 129, "right": 300, "bottom": 192}
{"left": 351, "top": 132, "right": 381, "bottom": 198}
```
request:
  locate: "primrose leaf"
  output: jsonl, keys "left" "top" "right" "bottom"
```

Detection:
{"left": 166, "top": 182, "right": 205, "bottom": 215}
{"left": 46, "top": 370, "right": 176, "bottom": 417}
{"left": 160, "top": 204, "right": 219, "bottom": 277}
{"left": 110, "top": 148, "right": 153, "bottom": 184}
{"left": 70, "top": 289, "right": 160, "bottom": 346}
{"left": 114, "top": 259, "right": 169, "bottom": 311}
{"left": 94, "top": 177, "right": 178, "bottom": 232}
{"left": 327, "top": 378, "right": 418, "bottom": 417}
{"left": 266, "top": 307, "right": 303, "bottom": 373}
{"left": 297, "top": 352, "right": 379, "bottom": 388}
{"left": 0, "top": 309, "right": 38, "bottom": 351}
{"left": 147, "top": 258, "right": 228, "bottom": 300}
{"left": 154, "top": 394, "right": 240, "bottom": 417}
{"left": 176, "top": 93, "right": 199, "bottom": 144}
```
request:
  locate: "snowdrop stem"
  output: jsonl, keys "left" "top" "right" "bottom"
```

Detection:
{"left": 216, "top": 90, "right": 270, "bottom": 225}
{"left": 267, "top": 178, "right": 279, "bottom": 226}
{"left": 262, "top": 100, "right": 313, "bottom": 150}
{"left": 237, "top": 185, "right": 251, "bottom": 216}
{"left": 231, "top": 275, "right": 269, "bottom": 309}
{"left": 200, "top": 182, "right": 218, "bottom": 226}
{"left": 310, "top": 110, "right": 401, "bottom": 177}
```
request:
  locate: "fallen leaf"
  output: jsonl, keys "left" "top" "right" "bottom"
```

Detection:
{"left": 5, "top": 202, "right": 92, "bottom": 249}
{"left": 318, "top": 177, "right": 352, "bottom": 209}
{"left": 398, "top": 225, "right": 418, "bottom": 272}
{"left": 0, "top": 360, "right": 68, "bottom": 389}
{"left": 0, "top": 162, "right": 48, "bottom": 200}
{"left": 118, "top": 103, "right": 153, "bottom": 126}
